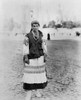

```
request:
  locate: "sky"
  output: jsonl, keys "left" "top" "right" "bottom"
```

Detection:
{"left": 0, "top": 0, "right": 81, "bottom": 31}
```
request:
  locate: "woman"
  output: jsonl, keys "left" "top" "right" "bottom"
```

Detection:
{"left": 22, "top": 20, "right": 48, "bottom": 100}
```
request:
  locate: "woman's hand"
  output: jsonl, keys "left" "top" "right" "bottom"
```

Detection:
{"left": 23, "top": 55, "right": 29, "bottom": 64}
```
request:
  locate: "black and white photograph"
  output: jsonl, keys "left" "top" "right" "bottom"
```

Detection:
{"left": 0, "top": 0, "right": 81, "bottom": 100}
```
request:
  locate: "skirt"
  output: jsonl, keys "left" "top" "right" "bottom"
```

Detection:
{"left": 22, "top": 56, "right": 48, "bottom": 91}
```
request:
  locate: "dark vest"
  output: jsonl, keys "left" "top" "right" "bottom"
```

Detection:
{"left": 26, "top": 30, "right": 44, "bottom": 59}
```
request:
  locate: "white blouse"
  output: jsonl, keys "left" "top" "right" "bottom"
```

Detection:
{"left": 23, "top": 35, "right": 47, "bottom": 56}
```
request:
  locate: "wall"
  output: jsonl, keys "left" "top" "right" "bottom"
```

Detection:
{"left": 41, "top": 28, "right": 81, "bottom": 40}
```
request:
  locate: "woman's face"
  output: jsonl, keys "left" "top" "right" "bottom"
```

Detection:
{"left": 32, "top": 24, "right": 39, "bottom": 30}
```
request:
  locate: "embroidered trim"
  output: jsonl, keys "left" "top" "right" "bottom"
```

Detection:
{"left": 23, "top": 82, "right": 47, "bottom": 90}
{"left": 24, "top": 70, "right": 45, "bottom": 74}
{"left": 24, "top": 39, "right": 29, "bottom": 46}
{"left": 25, "top": 62, "right": 45, "bottom": 67}
{"left": 24, "top": 67, "right": 45, "bottom": 72}
{"left": 24, "top": 64, "right": 46, "bottom": 69}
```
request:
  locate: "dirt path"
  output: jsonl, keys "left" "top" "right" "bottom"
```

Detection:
{"left": 0, "top": 35, "right": 81, "bottom": 100}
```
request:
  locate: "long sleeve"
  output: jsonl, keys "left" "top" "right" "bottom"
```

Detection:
{"left": 23, "top": 36, "right": 29, "bottom": 55}
{"left": 42, "top": 39, "right": 47, "bottom": 54}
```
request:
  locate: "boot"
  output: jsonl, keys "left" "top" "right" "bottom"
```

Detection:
{"left": 25, "top": 91, "right": 32, "bottom": 100}
{"left": 35, "top": 89, "right": 42, "bottom": 98}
